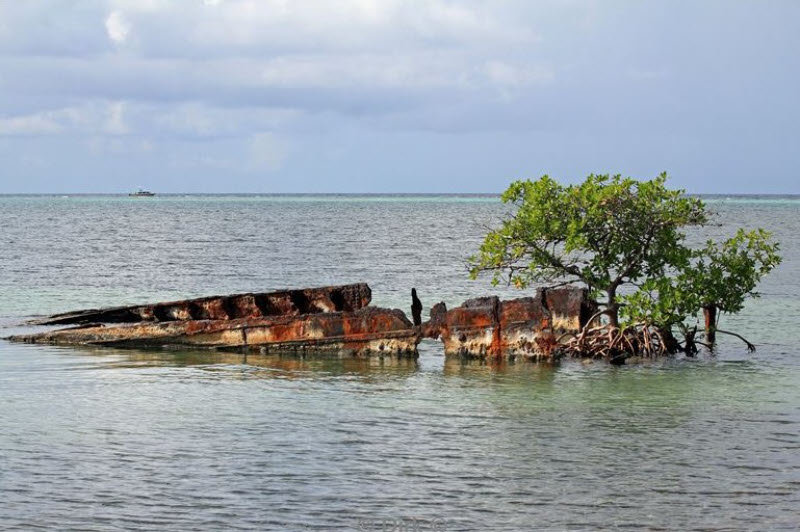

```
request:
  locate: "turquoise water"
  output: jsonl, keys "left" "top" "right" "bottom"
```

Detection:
{"left": 0, "top": 195, "right": 798, "bottom": 530}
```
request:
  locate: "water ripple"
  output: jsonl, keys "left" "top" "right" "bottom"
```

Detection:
{"left": 1, "top": 197, "right": 799, "bottom": 530}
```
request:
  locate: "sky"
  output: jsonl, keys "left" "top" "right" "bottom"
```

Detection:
{"left": 0, "top": 0, "right": 798, "bottom": 194}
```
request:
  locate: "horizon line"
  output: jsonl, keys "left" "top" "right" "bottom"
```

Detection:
{"left": 1, "top": 192, "right": 800, "bottom": 197}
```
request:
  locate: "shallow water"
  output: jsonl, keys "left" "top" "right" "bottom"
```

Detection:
{"left": 1, "top": 195, "right": 798, "bottom": 530}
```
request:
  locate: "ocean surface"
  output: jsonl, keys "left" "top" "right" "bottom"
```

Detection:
{"left": 0, "top": 194, "right": 798, "bottom": 531}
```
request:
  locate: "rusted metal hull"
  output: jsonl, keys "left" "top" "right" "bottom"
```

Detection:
{"left": 11, "top": 307, "right": 420, "bottom": 357}
{"left": 424, "top": 287, "right": 597, "bottom": 360}
{"left": 27, "top": 283, "right": 372, "bottom": 326}
{"left": 10, "top": 283, "right": 597, "bottom": 360}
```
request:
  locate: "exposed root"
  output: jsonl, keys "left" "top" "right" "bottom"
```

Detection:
{"left": 715, "top": 329, "right": 757, "bottom": 352}
{"left": 561, "top": 319, "right": 758, "bottom": 361}
{"left": 562, "top": 321, "right": 674, "bottom": 361}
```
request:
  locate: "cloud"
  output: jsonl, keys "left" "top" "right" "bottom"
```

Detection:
{"left": 105, "top": 11, "right": 131, "bottom": 44}
{"left": 1, "top": 0, "right": 538, "bottom": 62}
{"left": 104, "top": 101, "right": 129, "bottom": 134}
{"left": 0, "top": 1, "right": 551, "bottom": 120}
{"left": 0, "top": 101, "right": 131, "bottom": 137}
{"left": 161, "top": 0, "right": 535, "bottom": 55}
{"left": 257, "top": 53, "right": 478, "bottom": 90}
{"left": 153, "top": 103, "right": 297, "bottom": 139}
{"left": 484, "top": 61, "right": 554, "bottom": 89}
{"left": 86, "top": 135, "right": 152, "bottom": 155}
{"left": 1, "top": 1, "right": 799, "bottom": 192}
{"left": 0, "top": 112, "right": 63, "bottom": 136}
{"left": 247, "top": 132, "right": 288, "bottom": 171}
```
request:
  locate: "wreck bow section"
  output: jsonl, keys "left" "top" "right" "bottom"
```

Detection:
{"left": 11, "top": 283, "right": 419, "bottom": 357}
{"left": 27, "top": 283, "right": 372, "bottom": 326}
{"left": 424, "top": 286, "right": 596, "bottom": 360}
{"left": 10, "top": 307, "right": 419, "bottom": 357}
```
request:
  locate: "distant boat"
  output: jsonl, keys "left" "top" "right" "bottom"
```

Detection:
{"left": 129, "top": 188, "right": 155, "bottom": 197}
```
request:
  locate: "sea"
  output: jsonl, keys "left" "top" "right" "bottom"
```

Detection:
{"left": 0, "top": 194, "right": 798, "bottom": 531}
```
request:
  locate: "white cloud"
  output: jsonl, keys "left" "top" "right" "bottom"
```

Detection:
{"left": 248, "top": 132, "right": 288, "bottom": 171}
{"left": 104, "top": 101, "right": 129, "bottom": 134}
{"left": 0, "top": 102, "right": 132, "bottom": 137}
{"left": 119, "top": 0, "right": 168, "bottom": 10}
{"left": 0, "top": 2, "right": 558, "bottom": 146}
{"left": 484, "top": 61, "right": 554, "bottom": 88}
{"left": 93, "top": 0, "right": 538, "bottom": 57}
{"left": 0, "top": 1, "right": 796, "bottom": 193}
{"left": 84, "top": 135, "right": 157, "bottom": 158}
{"left": 1, "top": 1, "right": 551, "bottom": 107}
{"left": 105, "top": 11, "right": 131, "bottom": 44}
{"left": 153, "top": 103, "right": 297, "bottom": 138}
{"left": 258, "top": 53, "right": 474, "bottom": 90}
{"left": 0, "top": 112, "right": 63, "bottom": 135}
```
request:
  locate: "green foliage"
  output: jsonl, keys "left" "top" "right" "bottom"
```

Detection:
{"left": 618, "top": 229, "right": 781, "bottom": 328}
{"left": 690, "top": 229, "right": 782, "bottom": 313}
{"left": 470, "top": 172, "right": 781, "bottom": 337}
{"left": 619, "top": 276, "right": 693, "bottom": 329}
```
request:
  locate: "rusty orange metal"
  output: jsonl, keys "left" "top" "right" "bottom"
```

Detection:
{"left": 27, "top": 283, "right": 372, "bottom": 326}
{"left": 10, "top": 284, "right": 596, "bottom": 360}
{"left": 424, "top": 287, "right": 596, "bottom": 360}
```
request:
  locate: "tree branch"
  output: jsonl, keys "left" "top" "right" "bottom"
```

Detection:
{"left": 714, "top": 329, "right": 756, "bottom": 352}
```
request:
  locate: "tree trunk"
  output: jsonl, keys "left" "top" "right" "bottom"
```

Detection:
{"left": 703, "top": 305, "right": 717, "bottom": 344}
{"left": 606, "top": 289, "right": 619, "bottom": 328}
{"left": 658, "top": 326, "right": 682, "bottom": 354}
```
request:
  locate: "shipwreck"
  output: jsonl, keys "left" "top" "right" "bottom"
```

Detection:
{"left": 7, "top": 283, "right": 597, "bottom": 360}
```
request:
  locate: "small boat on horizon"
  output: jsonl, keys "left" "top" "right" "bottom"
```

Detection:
{"left": 129, "top": 188, "right": 155, "bottom": 197}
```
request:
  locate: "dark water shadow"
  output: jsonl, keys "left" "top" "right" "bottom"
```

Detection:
{"left": 442, "top": 355, "right": 560, "bottom": 379}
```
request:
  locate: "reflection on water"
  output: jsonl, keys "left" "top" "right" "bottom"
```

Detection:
{"left": 65, "top": 345, "right": 421, "bottom": 375}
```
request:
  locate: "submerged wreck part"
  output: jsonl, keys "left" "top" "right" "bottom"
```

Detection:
{"left": 27, "top": 283, "right": 372, "bottom": 326}
{"left": 424, "top": 287, "right": 597, "bottom": 360}
{"left": 11, "top": 307, "right": 419, "bottom": 357}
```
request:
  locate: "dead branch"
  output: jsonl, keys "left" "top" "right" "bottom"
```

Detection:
{"left": 715, "top": 329, "right": 757, "bottom": 352}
